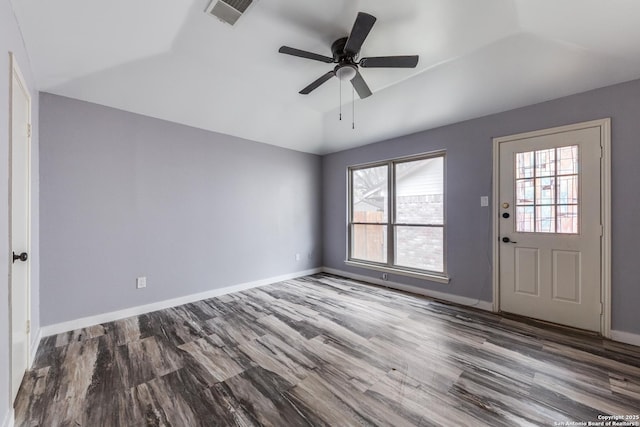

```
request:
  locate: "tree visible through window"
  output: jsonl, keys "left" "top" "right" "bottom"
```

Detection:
{"left": 348, "top": 153, "right": 445, "bottom": 275}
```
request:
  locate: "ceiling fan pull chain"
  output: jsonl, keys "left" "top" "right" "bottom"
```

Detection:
{"left": 339, "top": 79, "right": 342, "bottom": 121}
{"left": 352, "top": 86, "right": 355, "bottom": 130}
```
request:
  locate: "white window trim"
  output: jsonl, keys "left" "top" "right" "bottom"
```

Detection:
{"left": 346, "top": 150, "right": 448, "bottom": 282}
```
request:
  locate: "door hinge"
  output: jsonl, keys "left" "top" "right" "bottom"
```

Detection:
{"left": 600, "top": 145, "right": 603, "bottom": 159}
{"left": 599, "top": 225, "right": 603, "bottom": 236}
{"left": 26, "top": 320, "right": 30, "bottom": 334}
{"left": 27, "top": 123, "right": 31, "bottom": 138}
{"left": 599, "top": 303, "right": 603, "bottom": 315}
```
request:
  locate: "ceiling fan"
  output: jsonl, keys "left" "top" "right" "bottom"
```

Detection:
{"left": 279, "top": 12, "right": 419, "bottom": 99}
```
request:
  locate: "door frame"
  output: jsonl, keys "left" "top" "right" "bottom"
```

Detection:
{"left": 8, "top": 51, "right": 32, "bottom": 402}
{"left": 491, "top": 118, "right": 611, "bottom": 337}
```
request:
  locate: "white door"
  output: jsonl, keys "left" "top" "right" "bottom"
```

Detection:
{"left": 498, "top": 126, "right": 602, "bottom": 332}
{"left": 9, "top": 53, "right": 31, "bottom": 403}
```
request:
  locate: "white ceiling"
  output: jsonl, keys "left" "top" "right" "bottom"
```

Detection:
{"left": 11, "top": 0, "right": 640, "bottom": 154}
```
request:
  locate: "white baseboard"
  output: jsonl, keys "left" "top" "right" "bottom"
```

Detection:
{"left": 36, "top": 266, "right": 637, "bottom": 348}
{"left": 322, "top": 267, "right": 493, "bottom": 311}
{"left": 2, "top": 409, "right": 14, "bottom": 427}
{"left": 41, "top": 268, "right": 322, "bottom": 337}
{"left": 611, "top": 330, "right": 640, "bottom": 347}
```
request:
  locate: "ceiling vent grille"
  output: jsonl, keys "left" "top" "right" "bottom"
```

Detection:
{"left": 205, "top": 0, "right": 253, "bottom": 26}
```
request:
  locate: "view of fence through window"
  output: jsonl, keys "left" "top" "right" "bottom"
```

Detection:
{"left": 352, "top": 165, "right": 388, "bottom": 263}
{"left": 515, "top": 145, "right": 579, "bottom": 234}
{"left": 350, "top": 155, "right": 445, "bottom": 274}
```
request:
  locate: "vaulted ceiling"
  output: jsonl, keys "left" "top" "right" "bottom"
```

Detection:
{"left": 11, "top": 0, "right": 640, "bottom": 154}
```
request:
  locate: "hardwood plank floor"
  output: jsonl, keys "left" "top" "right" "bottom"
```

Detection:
{"left": 14, "top": 274, "right": 640, "bottom": 426}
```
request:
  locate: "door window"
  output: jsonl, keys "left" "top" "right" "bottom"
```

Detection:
{"left": 515, "top": 145, "right": 579, "bottom": 234}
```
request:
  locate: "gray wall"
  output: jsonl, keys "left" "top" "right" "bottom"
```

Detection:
{"left": 1, "top": 0, "right": 40, "bottom": 423}
{"left": 40, "top": 93, "right": 322, "bottom": 325}
{"left": 323, "top": 78, "right": 640, "bottom": 336}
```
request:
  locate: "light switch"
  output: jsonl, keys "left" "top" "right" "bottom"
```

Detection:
{"left": 480, "top": 196, "right": 489, "bottom": 207}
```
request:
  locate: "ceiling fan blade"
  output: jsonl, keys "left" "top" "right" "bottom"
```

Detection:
{"left": 299, "top": 71, "right": 335, "bottom": 94}
{"left": 344, "top": 12, "right": 377, "bottom": 56}
{"left": 350, "top": 70, "right": 372, "bottom": 99}
{"left": 360, "top": 55, "right": 419, "bottom": 68}
{"left": 279, "top": 46, "right": 334, "bottom": 63}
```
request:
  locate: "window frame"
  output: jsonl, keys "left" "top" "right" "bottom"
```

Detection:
{"left": 514, "top": 145, "right": 580, "bottom": 235}
{"left": 346, "top": 151, "right": 449, "bottom": 283}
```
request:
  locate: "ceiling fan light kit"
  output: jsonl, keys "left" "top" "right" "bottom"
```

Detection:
{"left": 278, "top": 12, "right": 419, "bottom": 100}
{"left": 335, "top": 64, "right": 357, "bottom": 81}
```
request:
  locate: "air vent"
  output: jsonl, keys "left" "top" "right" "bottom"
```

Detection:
{"left": 205, "top": 0, "right": 253, "bottom": 26}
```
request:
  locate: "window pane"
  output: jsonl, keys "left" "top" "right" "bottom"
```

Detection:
{"left": 352, "top": 165, "right": 388, "bottom": 223}
{"left": 516, "top": 179, "right": 534, "bottom": 205}
{"left": 395, "top": 157, "right": 444, "bottom": 224}
{"left": 557, "top": 205, "right": 578, "bottom": 234}
{"left": 516, "top": 151, "right": 534, "bottom": 179}
{"left": 352, "top": 224, "right": 387, "bottom": 263}
{"left": 535, "top": 149, "right": 555, "bottom": 177}
{"left": 516, "top": 206, "right": 535, "bottom": 232}
{"left": 536, "top": 177, "right": 555, "bottom": 205}
{"left": 512, "top": 144, "right": 580, "bottom": 235}
{"left": 536, "top": 206, "right": 555, "bottom": 233}
{"left": 557, "top": 175, "right": 578, "bottom": 204}
{"left": 395, "top": 226, "right": 443, "bottom": 272}
{"left": 557, "top": 145, "right": 578, "bottom": 175}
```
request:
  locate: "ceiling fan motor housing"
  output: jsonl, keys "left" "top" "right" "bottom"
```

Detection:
{"left": 331, "top": 37, "right": 358, "bottom": 80}
{"left": 331, "top": 37, "right": 352, "bottom": 62}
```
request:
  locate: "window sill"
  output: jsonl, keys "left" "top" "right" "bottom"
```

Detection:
{"left": 344, "top": 260, "right": 450, "bottom": 284}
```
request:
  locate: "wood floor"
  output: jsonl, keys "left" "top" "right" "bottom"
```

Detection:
{"left": 15, "top": 274, "right": 640, "bottom": 426}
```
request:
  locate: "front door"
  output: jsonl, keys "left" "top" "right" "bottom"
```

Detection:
{"left": 498, "top": 124, "right": 603, "bottom": 332}
{"left": 9, "top": 53, "right": 31, "bottom": 403}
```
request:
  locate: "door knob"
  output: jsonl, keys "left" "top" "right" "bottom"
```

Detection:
{"left": 12, "top": 252, "right": 28, "bottom": 263}
{"left": 502, "top": 237, "right": 517, "bottom": 244}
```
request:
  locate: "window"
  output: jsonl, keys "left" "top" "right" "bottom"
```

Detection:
{"left": 348, "top": 152, "right": 446, "bottom": 278}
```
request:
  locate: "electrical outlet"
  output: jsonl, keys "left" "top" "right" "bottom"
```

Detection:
{"left": 136, "top": 276, "right": 147, "bottom": 289}
{"left": 382, "top": 273, "right": 388, "bottom": 280}
{"left": 295, "top": 253, "right": 301, "bottom": 261}
{"left": 481, "top": 196, "right": 489, "bottom": 207}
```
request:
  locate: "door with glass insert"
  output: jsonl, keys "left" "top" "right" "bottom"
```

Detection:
{"left": 499, "top": 126, "right": 602, "bottom": 332}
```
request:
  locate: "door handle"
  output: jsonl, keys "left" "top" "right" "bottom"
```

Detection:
{"left": 501, "top": 237, "right": 517, "bottom": 244}
{"left": 12, "top": 252, "right": 28, "bottom": 263}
